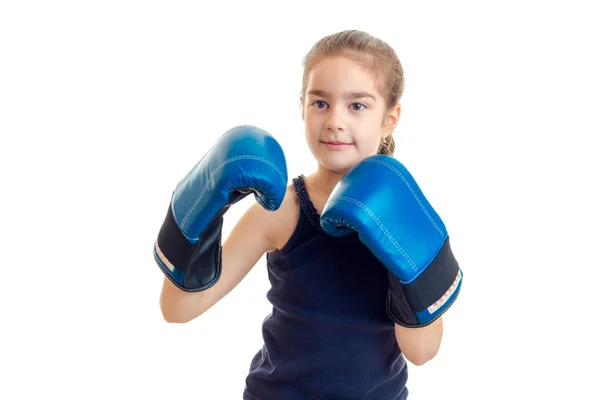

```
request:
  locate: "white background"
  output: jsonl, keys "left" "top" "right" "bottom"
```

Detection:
{"left": 1, "top": 1, "right": 599, "bottom": 399}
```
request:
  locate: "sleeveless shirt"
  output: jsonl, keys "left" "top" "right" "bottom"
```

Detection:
{"left": 243, "top": 175, "right": 409, "bottom": 400}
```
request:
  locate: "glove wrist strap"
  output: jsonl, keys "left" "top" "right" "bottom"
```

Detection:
{"left": 387, "top": 237, "right": 463, "bottom": 327}
{"left": 154, "top": 204, "right": 223, "bottom": 292}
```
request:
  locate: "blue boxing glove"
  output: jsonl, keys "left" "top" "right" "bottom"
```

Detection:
{"left": 154, "top": 125, "right": 287, "bottom": 291}
{"left": 321, "top": 154, "right": 462, "bottom": 327}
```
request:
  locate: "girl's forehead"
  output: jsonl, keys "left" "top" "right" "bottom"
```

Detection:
{"left": 311, "top": 54, "right": 373, "bottom": 73}
{"left": 307, "top": 58, "right": 381, "bottom": 98}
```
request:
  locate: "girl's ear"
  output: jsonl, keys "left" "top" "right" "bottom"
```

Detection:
{"left": 382, "top": 104, "right": 401, "bottom": 138}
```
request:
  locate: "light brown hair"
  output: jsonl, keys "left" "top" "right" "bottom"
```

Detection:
{"left": 300, "top": 30, "right": 405, "bottom": 155}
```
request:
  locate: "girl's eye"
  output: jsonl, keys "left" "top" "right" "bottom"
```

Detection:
{"left": 351, "top": 103, "right": 366, "bottom": 111}
{"left": 313, "top": 100, "right": 328, "bottom": 109}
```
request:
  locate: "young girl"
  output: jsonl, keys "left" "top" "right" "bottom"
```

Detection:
{"left": 155, "top": 30, "right": 462, "bottom": 399}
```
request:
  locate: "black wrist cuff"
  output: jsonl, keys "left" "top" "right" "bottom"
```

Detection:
{"left": 154, "top": 204, "right": 223, "bottom": 292}
{"left": 387, "top": 236, "right": 460, "bottom": 327}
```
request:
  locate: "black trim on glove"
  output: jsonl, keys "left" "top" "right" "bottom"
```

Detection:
{"left": 155, "top": 189, "right": 250, "bottom": 292}
{"left": 387, "top": 237, "right": 460, "bottom": 327}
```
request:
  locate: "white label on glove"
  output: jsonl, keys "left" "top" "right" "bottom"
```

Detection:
{"left": 427, "top": 270, "right": 462, "bottom": 314}
{"left": 155, "top": 240, "right": 175, "bottom": 272}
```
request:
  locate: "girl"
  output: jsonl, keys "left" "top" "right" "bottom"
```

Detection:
{"left": 157, "top": 30, "right": 458, "bottom": 399}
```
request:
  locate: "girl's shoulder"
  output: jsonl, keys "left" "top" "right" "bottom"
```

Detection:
{"left": 255, "top": 175, "right": 323, "bottom": 253}
{"left": 266, "top": 183, "right": 301, "bottom": 252}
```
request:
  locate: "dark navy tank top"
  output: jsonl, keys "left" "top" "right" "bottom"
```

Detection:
{"left": 243, "top": 175, "right": 408, "bottom": 399}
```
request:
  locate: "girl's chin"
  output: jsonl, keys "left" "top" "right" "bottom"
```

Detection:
{"left": 317, "top": 157, "right": 360, "bottom": 175}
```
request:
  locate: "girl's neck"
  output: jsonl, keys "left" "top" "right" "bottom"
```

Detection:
{"left": 304, "top": 164, "right": 345, "bottom": 212}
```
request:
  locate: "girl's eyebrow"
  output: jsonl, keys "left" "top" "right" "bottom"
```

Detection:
{"left": 307, "top": 89, "right": 376, "bottom": 101}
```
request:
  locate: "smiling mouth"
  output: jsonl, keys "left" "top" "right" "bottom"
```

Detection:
{"left": 322, "top": 141, "right": 353, "bottom": 145}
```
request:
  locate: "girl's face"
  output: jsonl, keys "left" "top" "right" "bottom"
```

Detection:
{"left": 302, "top": 55, "right": 399, "bottom": 174}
